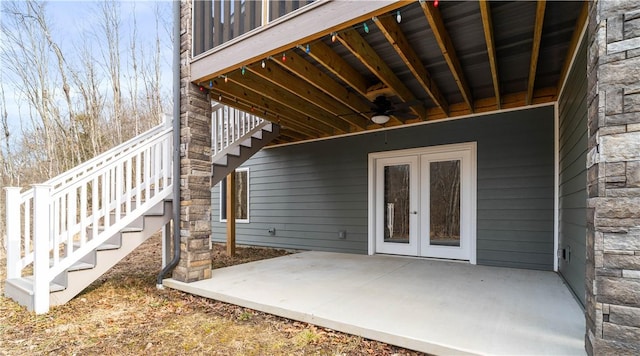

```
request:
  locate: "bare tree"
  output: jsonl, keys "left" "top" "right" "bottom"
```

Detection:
{"left": 0, "top": 0, "right": 170, "bottom": 183}
{"left": 2, "top": 0, "right": 60, "bottom": 177}
{"left": 121, "top": 2, "right": 142, "bottom": 136}
{"left": 99, "top": 0, "right": 123, "bottom": 142}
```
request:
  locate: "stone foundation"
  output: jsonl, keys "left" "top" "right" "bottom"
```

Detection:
{"left": 173, "top": 0, "right": 212, "bottom": 282}
{"left": 586, "top": 0, "right": 640, "bottom": 353}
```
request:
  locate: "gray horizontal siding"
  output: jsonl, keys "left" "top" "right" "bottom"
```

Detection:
{"left": 557, "top": 37, "right": 588, "bottom": 306}
{"left": 212, "top": 105, "right": 555, "bottom": 270}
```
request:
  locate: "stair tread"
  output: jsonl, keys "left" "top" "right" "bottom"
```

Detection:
{"left": 6, "top": 278, "right": 35, "bottom": 295}
{"left": 10, "top": 277, "right": 66, "bottom": 293}
{"left": 68, "top": 261, "right": 95, "bottom": 272}
{"left": 121, "top": 226, "right": 144, "bottom": 232}
{"left": 96, "top": 225, "right": 143, "bottom": 233}
{"left": 50, "top": 282, "right": 66, "bottom": 293}
{"left": 97, "top": 243, "right": 120, "bottom": 250}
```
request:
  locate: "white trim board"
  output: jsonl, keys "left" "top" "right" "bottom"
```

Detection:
{"left": 368, "top": 142, "right": 477, "bottom": 264}
{"left": 267, "top": 102, "right": 556, "bottom": 150}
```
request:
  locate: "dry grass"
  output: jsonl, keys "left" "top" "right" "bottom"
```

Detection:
{"left": 0, "top": 236, "right": 423, "bottom": 355}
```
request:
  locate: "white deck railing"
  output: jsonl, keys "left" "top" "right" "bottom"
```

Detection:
{"left": 4, "top": 116, "right": 173, "bottom": 313}
{"left": 212, "top": 102, "right": 268, "bottom": 159}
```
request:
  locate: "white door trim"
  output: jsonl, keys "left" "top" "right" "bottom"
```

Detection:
{"left": 374, "top": 156, "right": 419, "bottom": 256}
{"left": 368, "top": 142, "right": 477, "bottom": 264}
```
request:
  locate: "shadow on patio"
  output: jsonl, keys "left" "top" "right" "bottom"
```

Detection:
{"left": 164, "top": 251, "right": 585, "bottom": 355}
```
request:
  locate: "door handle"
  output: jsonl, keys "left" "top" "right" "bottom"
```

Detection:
{"left": 410, "top": 211, "right": 418, "bottom": 214}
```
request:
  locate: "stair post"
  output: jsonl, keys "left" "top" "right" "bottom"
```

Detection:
{"left": 32, "top": 184, "right": 52, "bottom": 314}
{"left": 5, "top": 187, "right": 22, "bottom": 280}
{"left": 226, "top": 171, "right": 236, "bottom": 256}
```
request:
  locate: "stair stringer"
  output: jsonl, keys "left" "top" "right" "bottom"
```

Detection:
{"left": 48, "top": 200, "right": 172, "bottom": 307}
{"left": 212, "top": 123, "right": 280, "bottom": 186}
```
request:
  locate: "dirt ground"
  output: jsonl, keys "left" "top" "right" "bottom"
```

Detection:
{"left": 0, "top": 236, "right": 423, "bottom": 355}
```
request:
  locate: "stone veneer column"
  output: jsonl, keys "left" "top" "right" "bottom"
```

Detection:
{"left": 172, "top": 0, "right": 212, "bottom": 282}
{"left": 586, "top": 0, "right": 640, "bottom": 353}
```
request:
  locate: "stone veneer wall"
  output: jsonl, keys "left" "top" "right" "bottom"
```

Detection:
{"left": 173, "top": 0, "right": 212, "bottom": 282}
{"left": 586, "top": 0, "right": 640, "bottom": 353}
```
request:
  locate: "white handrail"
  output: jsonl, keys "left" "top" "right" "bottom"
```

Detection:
{"left": 45, "top": 116, "right": 170, "bottom": 192}
{"left": 4, "top": 117, "right": 173, "bottom": 314}
{"left": 212, "top": 102, "right": 267, "bottom": 158}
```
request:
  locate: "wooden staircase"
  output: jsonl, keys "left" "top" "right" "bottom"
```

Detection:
{"left": 5, "top": 199, "right": 172, "bottom": 310}
{"left": 3, "top": 105, "right": 279, "bottom": 314}
{"left": 3, "top": 121, "right": 175, "bottom": 314}
{"left": 212, "top": 122, "right": 279, "bottom": 185}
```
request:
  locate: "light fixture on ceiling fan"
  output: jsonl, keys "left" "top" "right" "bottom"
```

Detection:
{"left": 338, "top": 95, "right": 417, "bottom": 125}
{"left": 371, "top": 113, "right": 390, "bottom": 124}
{"left": 368, "top": 95, "right": 415, "bottom": 125}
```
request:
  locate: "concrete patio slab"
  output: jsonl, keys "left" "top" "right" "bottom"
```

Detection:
{"left": 164, "top": 251, "right": 585, "bottom": 355}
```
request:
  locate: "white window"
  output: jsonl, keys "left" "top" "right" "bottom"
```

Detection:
{"left": 219, "top": 168, "right": 250, "bottom": 223}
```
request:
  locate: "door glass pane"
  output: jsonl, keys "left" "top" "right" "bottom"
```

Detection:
{"left": 430, "top": 160, "right": 460, "bottom": 246}
{"left": 384, "top": 165, "right": 410, "bottom": 243}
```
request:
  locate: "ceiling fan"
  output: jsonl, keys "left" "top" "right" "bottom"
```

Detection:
{"left": 366, "top": 95, "right": 417, "bottom": 124}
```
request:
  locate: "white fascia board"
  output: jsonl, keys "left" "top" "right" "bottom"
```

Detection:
{"left": 191, "top": 0, "right": 401, "bottom": 82}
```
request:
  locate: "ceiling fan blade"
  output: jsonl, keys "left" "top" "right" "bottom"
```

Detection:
{"left": 338, "top": 111, "right": 374, "bottom": 117}
{"left": 392, "top": 111, "right": 418, "bottom": 120}
{"left": 394, "top": 99, "right": 423, "bottom": 110}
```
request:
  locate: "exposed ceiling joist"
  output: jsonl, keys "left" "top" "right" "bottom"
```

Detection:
{"left": 247, "top": 60, "right": 368, "bottom": 130}
{"left": 210, "top": 76, "right": 335, "bottom": 136}
{"left": 274, "top": 50, "right": 375, "bottom": 123}
{"left": 527, "top": 0, "right": 547, "bottom": 105}
{"left": 305, "top": 40, "right": 370, "bottom": 97}
{"left": 374, "top": 15, "right": 449, "bottom": 116}
{"left": 279, "top": 128, "right": 313, "bottom": 142}
{"left": 192, "top": 1, "right": 587, "bottom": 145}
{"left": 420, "top": 0, "right": 474, "bottom": 113}
{"left": 479, "top": 0, "right": 501, "bottom": 110}
{"left": 337, "top": 28, "right": 428, "bottom": 121}
{"left": 226, "top": 70, "right": 351, "bottom": 133}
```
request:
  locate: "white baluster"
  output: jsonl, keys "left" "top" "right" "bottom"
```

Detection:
{"left": 212, "top": 109, "right": 218, "bottom": 155}
{"left": 135, "top": 152, "right": 142, "bottom": 209}
{"left": 92, "top": 176, "right": 98, "bottom": 241}
{"left": 5, "top": 187, "right": 22, "bottom": 279}
{"left": 24, "top": 197, "right": 31, "bottom": 262}
{"left": 32, "top": 184, "right": 52, "bottom": 314}
{"left": 125, "top": 157, "right": 132, "bottom": 214}
{"left": 67, "top": 188, "right": 77, "bottom": 254}
{"left": 115, "top": 163, "right": 122, "bottom": 222}
{"left": 144, "top": 148, "right": 151, "bottom": 204}
{"left": 80, "top": 184, "right": 87, "bottom": 245}
{"left": 163, "top": 134, "right": 171, "bottom": 187}
{"left": 154, "top": 141, "right": 161, "bottom": 194}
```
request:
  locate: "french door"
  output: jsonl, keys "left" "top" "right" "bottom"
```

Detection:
{"left": 371, "top": 143, "right": 476, "bottom": 262}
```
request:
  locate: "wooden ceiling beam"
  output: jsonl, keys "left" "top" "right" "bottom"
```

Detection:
{"left": 557, "top": 1, "right": 588, "bottom": 96}
{"left": 226, "top": 70, "right": 351, "bottom": 133}
{"left": 274, "top": 50, "right": 376, "bottom": 123}
{"left": 420, "top": 0, "right": 474, "bottom": 112}
{"left": 374, "top": 15, "right": 449, "bottom": 116}
{"left": 279, "top": 128, "right": 313, "bottom": 142}
{"left": 305, "top": 41, "right": 370, "bottom": 97}
{"left": 527, "top": 0, "right": 547, "bottom": 105}
{"left": 247, "top": 59, "right": 368, "bottom": 130}
{"left": 479, "top": 0, "right": 501, "bottom": 110}
{"left": 337, "top": 28, "right": 428, "bottom": 121}
{"left": 210, "top": 77, "right": 335, "bottom": 136}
